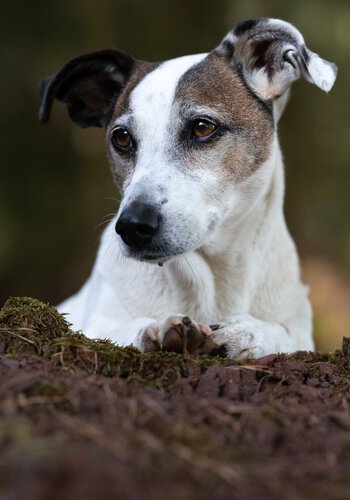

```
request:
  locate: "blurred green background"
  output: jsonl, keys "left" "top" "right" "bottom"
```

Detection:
{"left": 1, "top": 0, "right": 350, "bottom": 350}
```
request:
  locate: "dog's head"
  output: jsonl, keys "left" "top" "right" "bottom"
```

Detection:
{"left": 40, "top": 18, "right": 337, "bottom": 263}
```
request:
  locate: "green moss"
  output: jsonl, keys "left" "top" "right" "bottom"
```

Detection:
{"left": 0, "top": 296, "right": 228, "bottom": 390}
{"left": 0, "top": 296, "right": 72, "bottom": 355}
{"left": 47, "top": 333, "right": 223, "bottom": 389}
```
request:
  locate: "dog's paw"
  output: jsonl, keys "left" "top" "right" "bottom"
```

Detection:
{"left": 211, "top": 314, "right": 268, "bottom": 360}
{"left": 136, "top": 316, "right": 217, "bottom": 355}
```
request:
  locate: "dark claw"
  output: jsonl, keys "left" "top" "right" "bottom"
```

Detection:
{"left": 209, "top": 324, "right": 221, "bottom": 331}
{"left": 182, "top": 316, "right": 192, "bottom": 326}
{"left": 209, "top": 344, "right": 228, "bottom": 357}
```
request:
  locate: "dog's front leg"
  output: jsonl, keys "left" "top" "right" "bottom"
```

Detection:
{"left": 210, "top": 314, "right": 298, "bottom": 360}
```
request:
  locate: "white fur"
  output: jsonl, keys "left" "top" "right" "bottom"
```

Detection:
{"left": 58, "top": 33, "right": 318, "bottom": 359}
{"left": 303, "top": 51, "right": 337, "bottom": 92}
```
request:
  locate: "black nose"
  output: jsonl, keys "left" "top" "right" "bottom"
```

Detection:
{"left": 115, "top": 202, "right": 160, "bottom": 248}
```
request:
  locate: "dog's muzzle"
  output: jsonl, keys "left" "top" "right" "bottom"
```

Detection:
{"left": 115, "top": 202, "right": 161, "bottom": 249}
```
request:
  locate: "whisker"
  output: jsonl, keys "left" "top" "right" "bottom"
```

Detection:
{"left": 104, "top": 197, "right": 121, "bottom": 204}
{"left": 184, "top": 256, "right": 197, "bottom": 283}
{"left": 102, "top": 237, "right": 118, "bottom": 261}
{"left": 95, "top": 213, "right": 116, "bottom": 231}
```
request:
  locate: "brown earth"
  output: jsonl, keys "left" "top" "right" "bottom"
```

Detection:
{"left": 1, "top": 297, "right": 350, "bottom": 500}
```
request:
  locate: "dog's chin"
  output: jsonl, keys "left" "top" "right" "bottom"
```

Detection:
{"left": 126, "top": 252, "right": 178, "bottom": 265}
{"left": 118, "top": 243, "right": 185, "bottom": 265}
{"left": 140, "top": 254, "right": 173, "bottom": 265}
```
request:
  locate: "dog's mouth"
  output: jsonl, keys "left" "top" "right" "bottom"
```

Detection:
{"left": 142, "top": 255, "right": 170, "bottom": 266}
{"left": 129, "top": 250, "right": 178, "bottom": 265}
{"left": 120, "top": 242, "right": 186, "bottom": 265}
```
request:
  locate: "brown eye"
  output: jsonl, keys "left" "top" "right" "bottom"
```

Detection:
{"left": 111, "top": 128, "right": 133, "bottom": 151}
{"left": 192, "top": 119, "right": 217, "bottom": 140}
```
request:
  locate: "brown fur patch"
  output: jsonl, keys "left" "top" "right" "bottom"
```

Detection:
{"left": 175, "top": 51, "right": 274, "bottom": 182}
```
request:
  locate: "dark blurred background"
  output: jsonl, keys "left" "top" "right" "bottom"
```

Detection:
{"left": 1, "top": 0, "right": 350, "bottom": 350}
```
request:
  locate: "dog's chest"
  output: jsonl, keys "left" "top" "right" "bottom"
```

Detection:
{"left": 108, "top": 252, "right": 252, "bottom": 324}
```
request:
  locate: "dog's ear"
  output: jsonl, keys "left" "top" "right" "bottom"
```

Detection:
{"left": 217, "top": 18, "right": 337, "bottom": 100}
{"left": 39, "top": 49, "right": 135, "bottom": 128}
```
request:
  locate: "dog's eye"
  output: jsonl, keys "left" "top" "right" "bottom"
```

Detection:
{"left": 191, "top": 119, "right": 217, "bottom": 140}
{"left": 111, "top": 128, "right": 133, "bottom": 152}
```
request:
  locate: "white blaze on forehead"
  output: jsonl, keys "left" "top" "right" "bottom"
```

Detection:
{"left": 128, "top": 53, "right": 208, "bottom": 146}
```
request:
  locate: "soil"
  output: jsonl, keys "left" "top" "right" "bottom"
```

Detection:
{"left": 1, "top": 297, "right": 350, "bottom": 500}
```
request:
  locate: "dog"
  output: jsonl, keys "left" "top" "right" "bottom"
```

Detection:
{"left": 39, "top": 18, "right": 337, "bottom": 359}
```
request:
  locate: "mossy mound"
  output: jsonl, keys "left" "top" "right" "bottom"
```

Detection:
{"left": 0, "top": 297, "right": 227, "bottom": 389}
{"left": 47, "top": 332, "right": 221, "bottom": 389}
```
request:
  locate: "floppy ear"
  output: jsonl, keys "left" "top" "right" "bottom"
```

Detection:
{"left": 39, "top": 49, "right": 135, "bottom": 128}
{"left": 217, "top": 18, "right": 337, "bottom": 101}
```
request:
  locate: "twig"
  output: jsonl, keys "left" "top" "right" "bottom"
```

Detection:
{"left": 0, "top": 327, "right": 37, "bottom": 347}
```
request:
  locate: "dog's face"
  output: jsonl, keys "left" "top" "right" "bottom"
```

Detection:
{"left": 40, "top": 18, "right": 336, "bottom": 263}
{"left": 107, "top": 51, "right": 276, "bottom": 262}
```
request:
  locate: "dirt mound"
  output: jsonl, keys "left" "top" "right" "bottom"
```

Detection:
{"left": 1, "top": 297, "right": 350, "bottom": 500}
